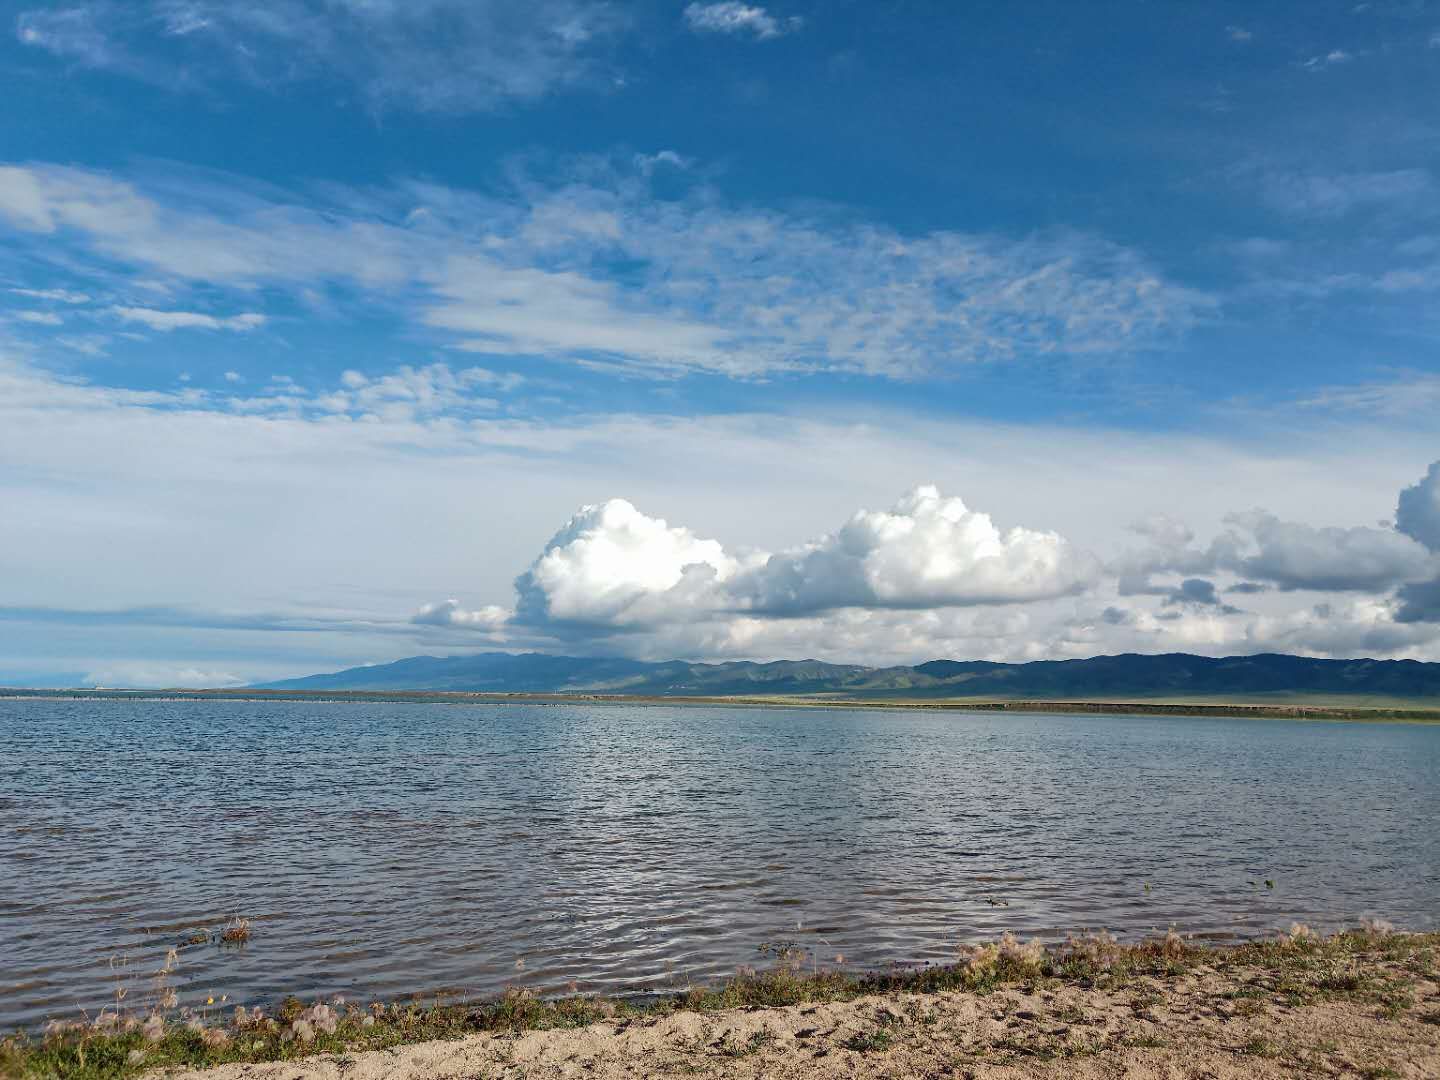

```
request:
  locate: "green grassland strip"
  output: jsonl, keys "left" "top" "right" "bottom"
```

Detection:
{"left": 4, "top": 687, "right": 1440, "bottom": 722}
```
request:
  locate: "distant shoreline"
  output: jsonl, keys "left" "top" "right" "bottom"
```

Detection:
{"left": 4, "top": 686, "right": 1440, "bottom": 722}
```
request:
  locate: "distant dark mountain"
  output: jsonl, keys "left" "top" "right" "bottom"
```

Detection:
{"left": 254, "top": 651, "right": 1440, "bottom": 699}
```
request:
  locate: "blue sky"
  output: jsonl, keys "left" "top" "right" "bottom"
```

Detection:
{"left": 2, "top": 0, "right": 1439, "bottom": 685}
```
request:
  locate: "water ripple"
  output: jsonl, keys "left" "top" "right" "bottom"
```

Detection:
{"left": 0, "top": 698, "right": 1437, "bottom": 1029}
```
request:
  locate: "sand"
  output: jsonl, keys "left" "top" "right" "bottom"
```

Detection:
{"left": 159, "top": 957, "right": 1440, "bottom": 1080}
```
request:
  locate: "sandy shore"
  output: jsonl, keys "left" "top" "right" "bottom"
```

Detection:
{"left": 161, "top": 949, "right": 1439, "bottom": 1080}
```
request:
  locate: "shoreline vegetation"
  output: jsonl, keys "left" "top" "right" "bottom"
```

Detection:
{"left": 4, "top": 686, "right": 1440, "bottom": 722}
{"left": 4, "top": 928, "right": 1437, "bottom": 1079}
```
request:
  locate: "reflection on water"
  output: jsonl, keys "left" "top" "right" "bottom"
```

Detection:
{"left": 1, "top": 698, "right": 1436, "bottom": 1028}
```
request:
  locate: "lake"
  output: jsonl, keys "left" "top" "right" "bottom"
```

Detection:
{"left": 1, "top": 697, "right": 1437, "bottom": 1030}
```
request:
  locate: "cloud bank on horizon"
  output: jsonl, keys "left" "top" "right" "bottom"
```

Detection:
{"left": 411, "top": 464, "right": 1440, "bottom": 667}
{"left": 3, "top": 0, "right": 1440, "bottom": 685}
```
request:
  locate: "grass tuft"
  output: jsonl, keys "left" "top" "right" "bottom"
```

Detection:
{"left": 841, "top": 1028, "right": 896, "bottom": 1053}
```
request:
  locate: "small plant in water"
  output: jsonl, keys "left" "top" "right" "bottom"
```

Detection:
{"left": 220, "top": 917, "right": 252, "bottom": 944}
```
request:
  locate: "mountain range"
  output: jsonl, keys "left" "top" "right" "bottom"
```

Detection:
{"left": 254, "top": 651, "right": 1440, "bottom": 700}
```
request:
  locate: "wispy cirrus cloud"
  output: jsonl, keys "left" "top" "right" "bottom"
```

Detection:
{"left": 9, "top": 287, "right": 92, "bottom": 304}
{"left": 1248, "top": 166, "right": 1433, "bottom": 219}
{"left": 52, "top": 334, "right": 111, "bottom": 357}
{"left": 683, "top": 2, "right": 800, "bottom": 40}
{"left": 14, "top": 0, "right": 627, "bottom": 113}
{"left": 0, "top": 346, "right": 519, "bottom": 424}
{"left": 110, "top": 306, "right": 266, "bottom": 332}
{"left": 0, "top": 159, "right": 1207, "bottom": 380}
{"left": 1298, "top": 373, "right": 1440, "bottom": 417}
{"left": 15, "top": 5, "right": 120, "bottom": 67}
{"left": 1300, "top": 49, "right": 1353, "bottom": 72}
{"left": 0, "top": 603, "right": 402, "bottom": 635}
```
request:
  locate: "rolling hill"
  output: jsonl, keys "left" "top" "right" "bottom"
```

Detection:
{"left": 254, "top": 651, "right": 1440, "bottom": 700}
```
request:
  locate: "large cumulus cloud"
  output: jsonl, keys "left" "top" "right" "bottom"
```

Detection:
{"left": 734, "top": 487, "right": 1097, "bottom": 614}
{"left": 512, "top": 498, "right": 744, "bottom": 628}
{"left": 435, "top": 486, "right": 1097, "bottom": 635}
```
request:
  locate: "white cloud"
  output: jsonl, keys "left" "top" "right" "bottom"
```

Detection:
{"left": 513, "top": 498, "right": 742, "bottom": 626}
{"left": 735, "top": 486, "right": 1098, "bottom": 614}
{"left": 1299, "top": 373, "right": 1440, "bottom": 417}
{"left": 80, "top": 663, "right": 245, "bottom": 688}
{"left": 1095, "top": 464, "right": 1440, "bottom": 655}
{"left": 0, "top": 161, "right": 1206, "bottom": 380}
{"left": 15, "top": 6, "right": 119, "bottom": 67}
{"left": 1300, "top": 49, "right": 1353, "bottom": 71}
{"left": 1112, "top": 515, "right": 1220, "bottom": 596}
{"left": 1227, "top": 25, "right": 1252, "bottom": 42}
{"left": 424, "top": 481, "right": 1440, "bottom": 662}
{"left": 412, "top": 599, "right": 510, "bottom": 629}
{"left": 450, "top": 486, "right": 1100, "bottom": 634}
{"left": 1375, "top": 265, "right": 1440, "bottom": 293}
{"left": 1253, "top": 167, "right": 1432, "bottom": 218}
{"left": 54, "top": 334, "right": 110, "bottom": 356}
{"left": 14, "top": 0, "right": 626, "bottom": 113}
{"left": 109, "top": 306, "right": 266, "bottom": 331}
{"left": 1216, "top": 510, "right": 1437, "bottom": 592}
{"left": 1115, "top": 487, "right": 1440, "bottom": 599}
{"left": 9, "top": 287, "right": 92, "bottom": 303}
{"left": 5, "top": 349, "right": 1440, "bottom": 670}
{"left": 683, "top": 2, "right": 800, "bottom": 39}
{"left": 422, "top": 257, "right": 730, "bottom": 371}
{"left": 13, "top": 310, "right": 64, "bottom": 325}
{"left": 306, "top": 363, "right": 512, "bottom": 420}
{"left": 1244, "top": 596, "right": 1438, "bottom": 657}
{"left": 634, "top": 150, "right": 692, "bottom": 176}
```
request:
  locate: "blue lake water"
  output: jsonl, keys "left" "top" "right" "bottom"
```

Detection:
{"left": 1, "top": 697, "right": 1437, "bottom": 1030}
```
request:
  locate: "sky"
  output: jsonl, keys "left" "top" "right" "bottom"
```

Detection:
{"left": 2, "top": 0, "right": 1440, "bottom": 687}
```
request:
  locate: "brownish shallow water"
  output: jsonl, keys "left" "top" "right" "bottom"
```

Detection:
{"left": 1, "top": 698, "right": 1436, "bottom": 1030}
